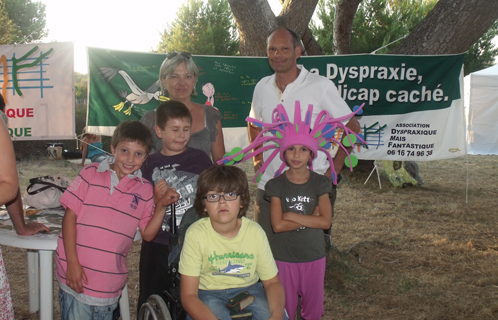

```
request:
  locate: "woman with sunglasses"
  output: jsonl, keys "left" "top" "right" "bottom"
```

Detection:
{"left": 140, "top": 51, "right": 225, "bottom": 161}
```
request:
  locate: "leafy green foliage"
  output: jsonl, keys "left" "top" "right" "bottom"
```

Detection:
{"left": 74, "top": 72, "right": 88, "bottom": 103}
{"left": 463, "top": 21, "right": 498, "bottom": 75}
{"left": 0, "top": 2, "right": 19, "bottom": 44}
{"left": 312, "top": 0, "right": 436, "bottom": 54}
{"left": 156, "top": 0, "right": 239, "bottom": 55}
{"left": 312, "top": 0, "right": 497, "bottom": 74}
{"left": 4, "top": 0, "right": 47, "bottom": 44}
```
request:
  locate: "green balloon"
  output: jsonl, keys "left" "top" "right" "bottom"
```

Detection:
{"left": 342, "top": 134, "right": 357, "bottom": 147}
{"left": 231, "top": 147, "right": 244, "bottom": 161}
{"left": 344, "top": 155, "right": 358, "bottom": 168}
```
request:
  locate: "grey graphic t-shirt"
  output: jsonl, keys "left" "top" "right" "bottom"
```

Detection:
{"left": 141, "top": 148, "right": 212, "bottom": 245}
{"left": 265, "top": 171, "right": 331, "bottom": 262}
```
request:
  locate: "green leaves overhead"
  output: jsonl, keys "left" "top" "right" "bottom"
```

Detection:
{"left": 3, "top": 0, "right": 48, "bottom": 44}
{"left": 156, "top": 0, "right": 239, "bottom": 56}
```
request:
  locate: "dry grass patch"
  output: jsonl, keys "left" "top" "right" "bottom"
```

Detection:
{"left": 323, "top": 156, "right": 498, "bottom": 320}
{"left": 3, "top": 155, "right": 498, "bottom": 319}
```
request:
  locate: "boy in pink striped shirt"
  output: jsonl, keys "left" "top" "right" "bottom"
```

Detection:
{"left": 55, "top": 121, "right": 180, "bottom": 320}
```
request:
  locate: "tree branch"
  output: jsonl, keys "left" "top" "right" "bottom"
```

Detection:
{"left": 228, "top": 0, "right": 278, "bottom": 56}
{"left": 277, "top": 0, "right": 322, "bottom": 55}
{"left": 333, "top": 0, "right": 363, "bottom": 55}
{"left": 391, "top": 0, "right": 498, "bottom": 54}
{"left": 302, "top": 27, "right": 324, "bottom": 55}
{"left": 278, "top": 0, "right": 319, "bottom": 39}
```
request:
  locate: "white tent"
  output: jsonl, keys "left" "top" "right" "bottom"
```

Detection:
{"left": 465, "top": 64, "right": 498, "bottom": 155}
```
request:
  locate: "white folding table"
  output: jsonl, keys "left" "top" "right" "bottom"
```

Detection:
{"left": 0, "top": 228, "right": 135, "bottom": 320}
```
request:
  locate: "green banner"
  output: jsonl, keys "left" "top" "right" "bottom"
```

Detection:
{"left": 88, "top": 48, "right": 464, "bottom": 129}
{"left": 299, "top": 54, "right": 463, "bottom": 115}
{"left": 88, "top": 49, "right": 467, "bottom": 161}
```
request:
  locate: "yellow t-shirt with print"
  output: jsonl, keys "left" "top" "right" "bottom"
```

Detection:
{"left": 179, "top": 217, "right": 278, "bottom": 291}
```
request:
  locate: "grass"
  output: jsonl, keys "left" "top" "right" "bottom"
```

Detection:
{"left": 4, "top": 155, "right": 498, "bottom": 319}
{"left": 321, "top": 155, "right": 498, "bottom": 320}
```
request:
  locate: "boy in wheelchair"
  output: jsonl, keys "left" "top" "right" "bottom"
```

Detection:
{"left": 179, "top": 165, "right": 287, "bottom": 320}
{"left": 137, "top": 101, "right": 213, "bottom": 318}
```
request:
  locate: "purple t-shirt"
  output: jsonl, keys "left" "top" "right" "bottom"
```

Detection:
{"left": 141, "top": 147, "right": 212, "bottom": 245}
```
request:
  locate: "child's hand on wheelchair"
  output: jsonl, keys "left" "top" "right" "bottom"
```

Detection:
{"left": 156, "top": 188, "right": 180, "bottom": 208}
{"left": 153, "top": 179, "right": 169, "bottom": 204}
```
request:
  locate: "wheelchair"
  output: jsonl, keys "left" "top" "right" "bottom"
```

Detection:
{"left": 138, "top": 205, "right": 260, "bottom": 320}
{"left": 138, "top": 205, "right": 186, "bottom": 320}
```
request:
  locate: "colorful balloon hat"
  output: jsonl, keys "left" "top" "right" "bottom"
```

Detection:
{"left": 217, "top": 101, "right": 366, "bottom": 185}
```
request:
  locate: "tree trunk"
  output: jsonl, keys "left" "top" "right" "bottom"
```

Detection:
{"left": 229, "top": 0, "right": 498, "bottom": 58}
{"left": 228, "top": 0, "right": 319, "bottom": 56}
{"left": 302, "top": 27, "right": 324, "bottom": 55}
{"left": 278, "top": 0, "right": 319, "bottom": 40}
{"left": 333, "top": 0, "right": 363, "bottom": 55}
{"left": 391, "top": 0, "right": 498, "bottom": 54}
{"left": 228, "top": 0, "right": 277, "bottom": 56}
{"left": 278, "top": 0, "right": 324, "bottom": 55}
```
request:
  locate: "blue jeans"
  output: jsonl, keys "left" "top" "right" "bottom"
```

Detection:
{"left": 187, "top": 282, "right": 288, "bottom": 320}
{"left": 59, "top": 288, "right": 117, "bottom": 320}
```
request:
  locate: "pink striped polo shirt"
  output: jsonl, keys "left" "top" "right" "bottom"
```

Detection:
{"left": 55, "top": 163, "right": 154, "bottom": 301}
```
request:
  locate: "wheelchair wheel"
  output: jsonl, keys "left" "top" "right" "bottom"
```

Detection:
{"left": 138, "top": 294, "right": 173, "bottom": 320}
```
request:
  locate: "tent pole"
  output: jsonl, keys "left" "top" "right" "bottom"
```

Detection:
{"left": 466, "top": 154, "right": 469, "bottom": 204}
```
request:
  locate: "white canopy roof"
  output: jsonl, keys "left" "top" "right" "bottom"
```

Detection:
{"left": 465, "top": 64, "right": 498, "bottom": 155}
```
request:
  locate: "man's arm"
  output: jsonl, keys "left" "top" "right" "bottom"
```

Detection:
{"left": 330, "top": 117, "right": 361, "bottom": 176}
{"left": 6, "top": 189, "right": 49, "bottom": 235}
{"left": 248, "top": 123, "right": 264, "bottom": 173}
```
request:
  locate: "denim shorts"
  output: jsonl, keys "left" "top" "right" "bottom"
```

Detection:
{"left": 187, "top": 282, "right": 288, "bottom": 320}
{"left": 59, "top": 288, "right": 117, "bottom": 320}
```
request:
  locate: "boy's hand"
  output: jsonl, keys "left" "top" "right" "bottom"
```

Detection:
{"left": 157, "top": 188, "right": 180, "bottom": 208}
{"left": 66, "top": 261, "right": 88, "bottom": 294}
{"left": 154, "top": 179, "right": 169, "bottom": 204}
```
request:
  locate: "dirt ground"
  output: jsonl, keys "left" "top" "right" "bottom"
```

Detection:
{"left": 3, "top": 155, "right": 498, "bottom": 319}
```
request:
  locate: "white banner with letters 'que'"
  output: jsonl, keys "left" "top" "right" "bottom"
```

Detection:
{"left": 0, "top": 42, "right": 75, "bottom": 140}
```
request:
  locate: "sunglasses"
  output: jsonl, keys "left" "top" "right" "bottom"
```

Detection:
{"left": 166, "top": 51, "right": 192, "bottom": 60}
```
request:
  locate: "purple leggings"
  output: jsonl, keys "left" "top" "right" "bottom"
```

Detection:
{"left": 276, "top": 257, "right": 326, "bottom": 320}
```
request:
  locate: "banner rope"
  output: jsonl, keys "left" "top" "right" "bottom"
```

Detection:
{"left": 75, "top": 134, "right": 112, "bottom": 156}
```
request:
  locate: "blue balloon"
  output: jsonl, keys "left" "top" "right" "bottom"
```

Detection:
{"left": 322, "top": 124, "right": 335, "bottom": 138}
{"left": 353, "top": 105, "right": 364, "bottom": 115}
